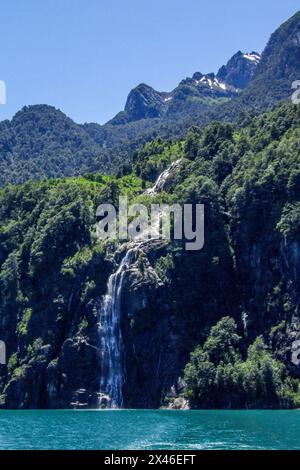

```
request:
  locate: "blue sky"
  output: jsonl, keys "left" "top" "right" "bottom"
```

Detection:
{"left": 0, "top": 0, "right": 298, "bottom": 124}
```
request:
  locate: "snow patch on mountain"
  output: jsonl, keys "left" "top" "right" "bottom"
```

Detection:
{"left": 243, "top": 52, "right": 261, "bottom": 63}
{"left": 194, "top": 75, "right": 227, "bottom": 91}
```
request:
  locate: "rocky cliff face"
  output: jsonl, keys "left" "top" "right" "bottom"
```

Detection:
{"left": 255, "top": 11, "right": 300, "bottom": 81}
{"left": 113, "top": 222, "right": 237, "bottom": 408}
{"left": 1, "top": 13, "right": 300, "bottom": 408}
{"left": 109, "top": 50, "right": 261, "bottom": 125}
{"left": 124, "top": 84, "right": 169, "bottom": 121}
{"left": 228, "top": 11, "right": 300, "bottom": 112}
{"left": 230, "top": 211, "right": 300, "bottom": 353}
{"left": 1, "top": 13, "right": 300, "bottom": 188}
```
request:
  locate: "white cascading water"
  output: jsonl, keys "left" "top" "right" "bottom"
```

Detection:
{"left": 98, "top": 160, "right": 182, "bottom": 408}
{"left": 98, "top": 247, "right": 137, "bottom": 408}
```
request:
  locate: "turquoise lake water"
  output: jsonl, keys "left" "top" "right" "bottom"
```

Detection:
{"left": 0, "top": 410, "right": 300, "bottom": 450}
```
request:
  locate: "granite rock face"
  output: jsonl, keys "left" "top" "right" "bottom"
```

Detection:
{"left": 217, "top": 51, "right": 261, "bottom": 89}
{"left": 124, "top": 84, "right": 169, "bottom": 121}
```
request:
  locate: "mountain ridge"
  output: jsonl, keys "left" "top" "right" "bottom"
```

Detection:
{"left": 109, "top": 49, "right": 261, "bottom": 125}
{"left": 0, "top": 12, "right": 299, "bottom": 187}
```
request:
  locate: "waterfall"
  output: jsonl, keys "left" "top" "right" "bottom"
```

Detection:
{"left": 144, "top": 159, "right": 182, "bottom": 195}
{"left": 98, "top": 247, "right": 137, "bottom": 408}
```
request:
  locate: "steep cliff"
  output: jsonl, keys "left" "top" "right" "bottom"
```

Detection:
{"left": 1, "top": 102, "right": 299, "bottom": 409}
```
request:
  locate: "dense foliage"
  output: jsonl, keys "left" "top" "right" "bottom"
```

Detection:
{"left": 0, "top": 173, "right": 144, "bottom": 406}
{"left": 184, "top": 317, "right": 300, "bottom": 408}
{"left": 1, "top": 99, "right": 300, "bottom": 408}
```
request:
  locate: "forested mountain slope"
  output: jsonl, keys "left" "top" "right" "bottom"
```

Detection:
{"left": 0, "top": 102, "right": 299, "bottom": 409}
{"left": 0, "top": 11, "right": 299, "bottom": 188}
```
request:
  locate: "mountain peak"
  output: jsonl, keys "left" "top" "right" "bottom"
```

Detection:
{"left": 254, "top": 10, "right": 300, "bottom": 81}
{"left": 124, "top": 83, "right": 168, "bottom": 121}
{"left": 217, "top": 50, "right": 261, "bottom": 89}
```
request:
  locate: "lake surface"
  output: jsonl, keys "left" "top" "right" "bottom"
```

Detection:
{"left": 0, "top": 409, "right": 300, "bottom": 450}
